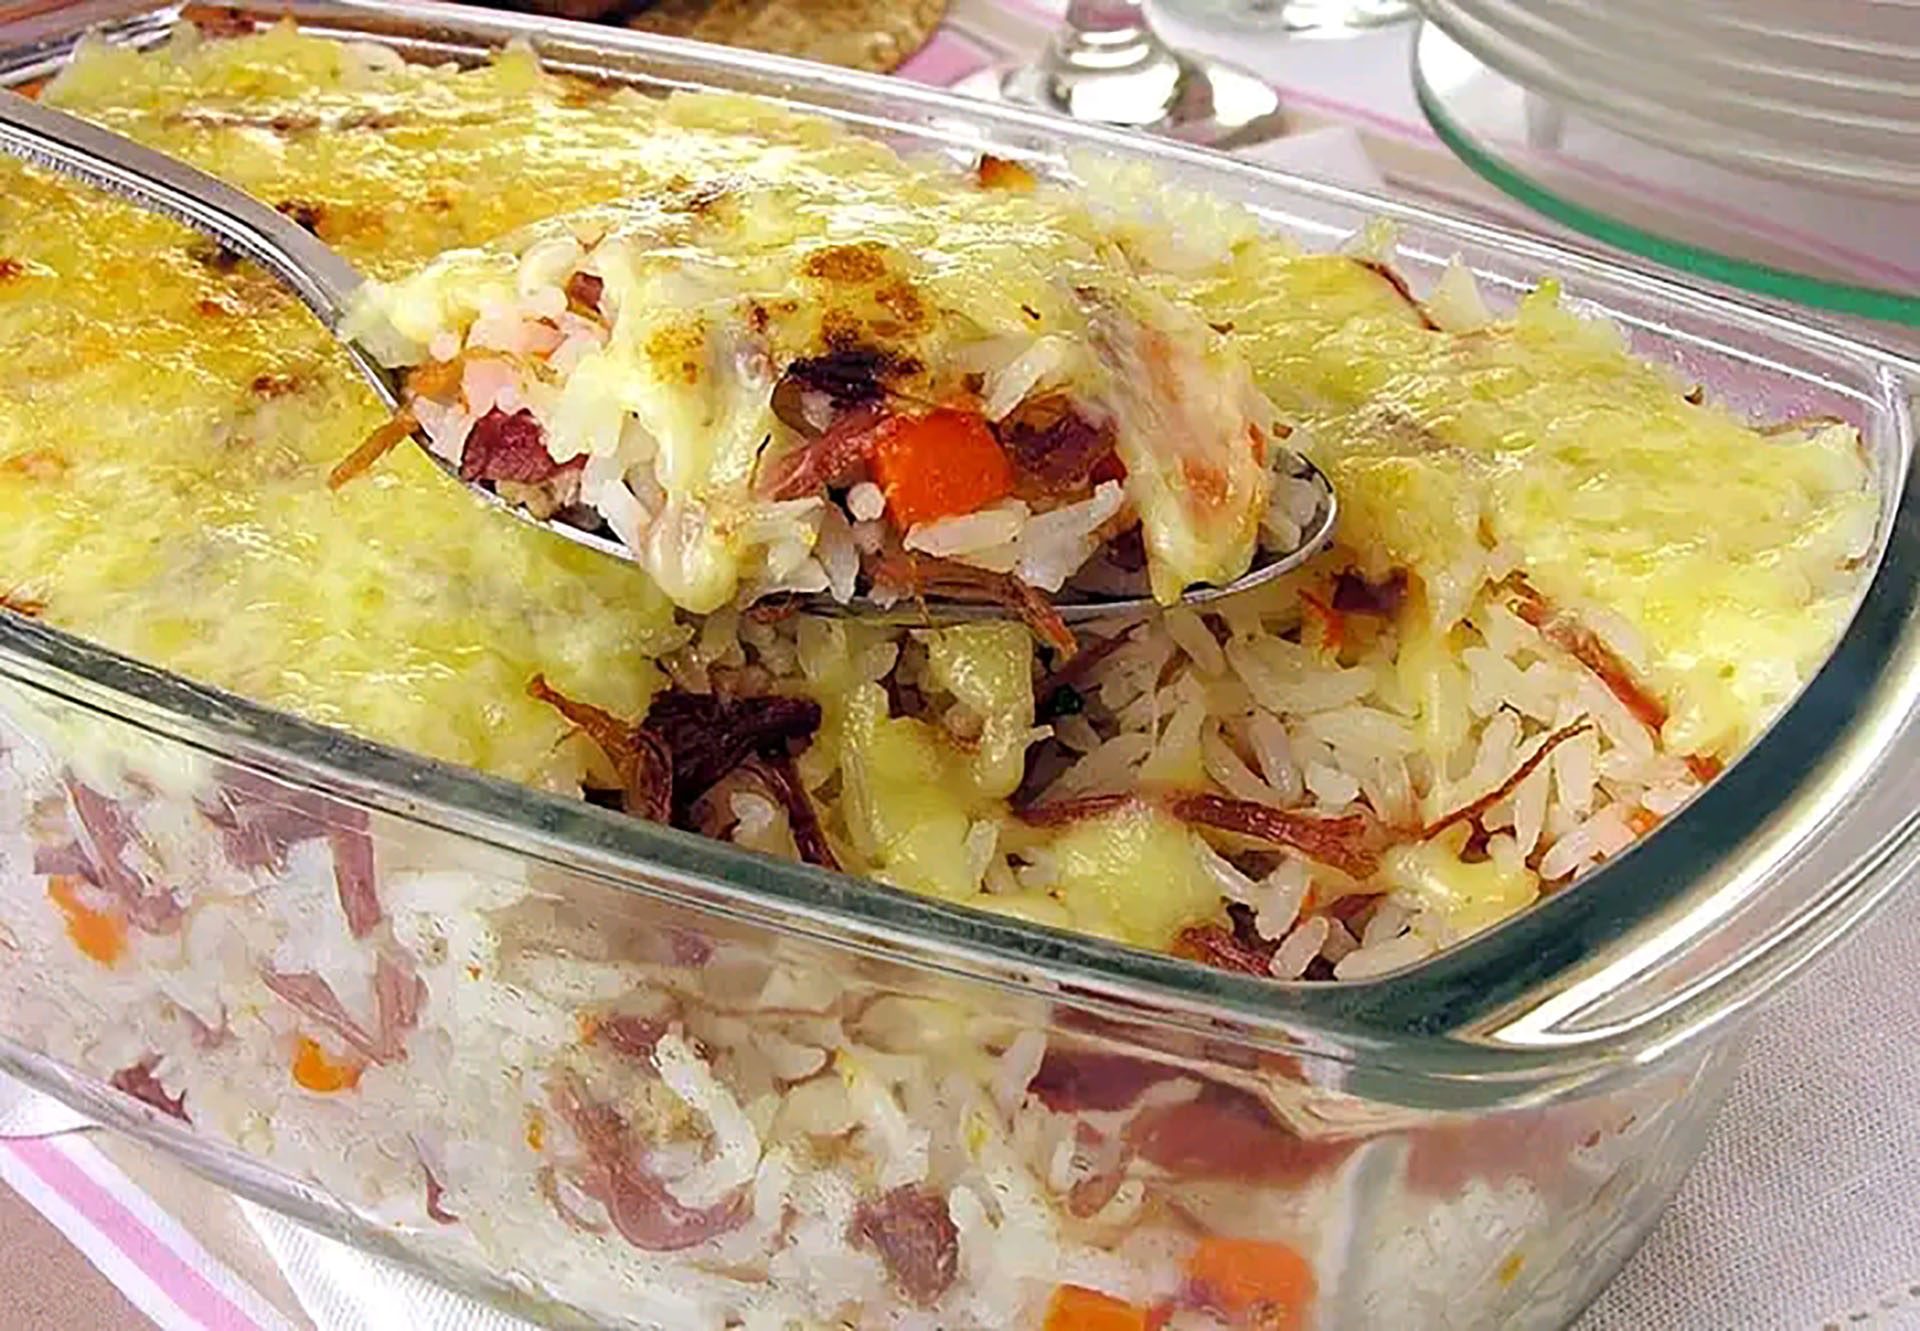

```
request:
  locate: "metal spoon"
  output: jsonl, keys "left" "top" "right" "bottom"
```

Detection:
{"left": 0, "top": 89, "right": 1337, "bottom": 624}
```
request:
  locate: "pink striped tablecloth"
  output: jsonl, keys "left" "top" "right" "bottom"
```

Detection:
{"left": 0, "top": 1132, "right": 296, "bottom": 1331}
{"left": 4, "top": 4, "right": 1918, "bottom": 1330}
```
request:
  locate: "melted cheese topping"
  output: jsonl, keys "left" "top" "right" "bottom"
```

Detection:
{"left": 349, "top": 168, "right": 1277, "bottom": 609}
{"left": 0, "top": 28, "right": 702, "bottom": 784}
{"left": 1179, "top": 257, "right": 1878, "bottom": 755}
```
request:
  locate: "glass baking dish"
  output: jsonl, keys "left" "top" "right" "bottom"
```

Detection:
{"left": 1, "top": 2, "right": 1917, "bottom": 1326}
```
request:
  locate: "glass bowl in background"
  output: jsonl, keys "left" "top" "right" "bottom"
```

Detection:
{"left": 1410, "top": 17, "right": 1920, "bottom": 328}
{"left": 950, "top": 0, "right": 1412, "bottom": 147}
{"left": 1413, "top": 0, "right": 1920, "bottom": 198}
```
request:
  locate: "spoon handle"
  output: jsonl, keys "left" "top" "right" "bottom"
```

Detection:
{"left": 0, "top": 89, "right": 388, "bottom": 393}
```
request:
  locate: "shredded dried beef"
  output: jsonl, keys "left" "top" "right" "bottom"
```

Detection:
{"left": 563, "top": 270, "right": 604, "bottom": 316}
{"left": 109, "top": 1056, "right": 188, "bottom": 1122}
{"left": 1173, "top": 916, "right": 1277, "bottom": 976}
{"left": 459, "top": 408, "right": 582, "bottom": 485}
{"left": 1026, "top": 1048, "right": 1183, "bottom": 1114}
{"left": 1124, "top": 1082, "right": 1354, "bottom": 1184}
{"left": 850, "top": 1185, "right": 960, "bottom": 1306}
{"left": 865, "top": 548, "right": 1077, "bottom": 660}
{"left": 737, "top": 755, "right": 840, "bottom": 871}
{"left": 761, "top": 402, "right": 886, "bottom": 499}
{"left": 547, "top": 1074, "right": 748, "bottom": 1252}
{"left": 527, "top": 676, "right": 673, "bottom": 821}
{"left": 529, "top": 680, "right": 836, "bottom": 869}
{"left": 642, "top": 690, "right": 823, "bottom": 815}
{"left": 997, "top": 392, "right": 1117, "bottom": 495}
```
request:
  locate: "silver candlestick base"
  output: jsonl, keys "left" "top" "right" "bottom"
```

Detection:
{"left": 952, "top": 1, "right": 1285, "bottom": 150}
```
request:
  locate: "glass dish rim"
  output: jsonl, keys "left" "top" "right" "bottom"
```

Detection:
{"left": 3, "top": 0, "right": 1918, "bottom": 1097}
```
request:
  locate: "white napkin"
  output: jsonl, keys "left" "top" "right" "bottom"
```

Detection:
{"left": 1239, "top": 124, "right": 1386, "bottom": 192}
{"left": 1577, "top": 877, "right": 1920, "bottom": 1331}
{"left": 240, "top": 1203, "right": 544, "bottom": 1331}
{"left": 0, "top": 1069, "right": 94, "bottom": 1138}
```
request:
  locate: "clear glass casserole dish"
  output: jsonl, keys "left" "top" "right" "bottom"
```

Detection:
{"left": 1, "top": 2, "right": 1918, "bottom": 1327}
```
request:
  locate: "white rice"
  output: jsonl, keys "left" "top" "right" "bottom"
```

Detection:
{"left": 1538, "top": 802, "right": 1637, "bottom": 883}
{"left": 1164, "top": 608, "right": 1225, "bottom": 677}
{"left": 904, "top": 502, "right": 1029, "bottom": 562}
{"left": 1014, "top": 482, "right": 1128, "bottom": 593}
{"left": 1335, "top": 932, "right": 1429, "bottom": 980}
{"left": 1255, "top": 860, "right": 1312, "bottom": 940}
{"left": 1045, "top": 732, "right": 1155, "bottom": 800}
{"left": 656, "top": 1029, "right": 763, "bottom": 1209}
{"left": 1270, "top": 915, "right": 1331, "bottom": 979}
{"left": 847, "top": 482, "right": 886, "bottom": 523}
{"left": 1246, "top": 711, "right": 1304, "bottom": 803}
{"left": 1362, "top": 898, "right": 1411, "bottom": 949}
{"left": 1304, "top": 760, "right": 1361, "bottom": 809}
{"left": 1200, "top": 727, "right": 1280, "bottom": 804}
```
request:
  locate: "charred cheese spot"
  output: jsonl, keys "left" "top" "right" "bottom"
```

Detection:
{"left": 275, "top": 198, "right": 326, "bottom": 234}
{"left": 802, "top": 242, "right": 891, "bottom": 284}
{"left": 646, "top": 322, "right": 708, "bottom": 386}
{"left": 874, "top": 279, "right": 926, "bottom": 329}
{"left": 818, "top": 309, "right": 868, "bottom": 351}
{"left": 250, "top": 373, "right": 301, "bottom": 398}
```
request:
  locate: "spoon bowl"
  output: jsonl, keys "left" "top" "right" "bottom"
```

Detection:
{"left": 0, "top": 88, "right": 1338, "bottom": 624}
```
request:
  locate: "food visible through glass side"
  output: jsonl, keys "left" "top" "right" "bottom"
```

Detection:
{"left": 0, "top": 24, "right": 1878, "bottom": 989}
